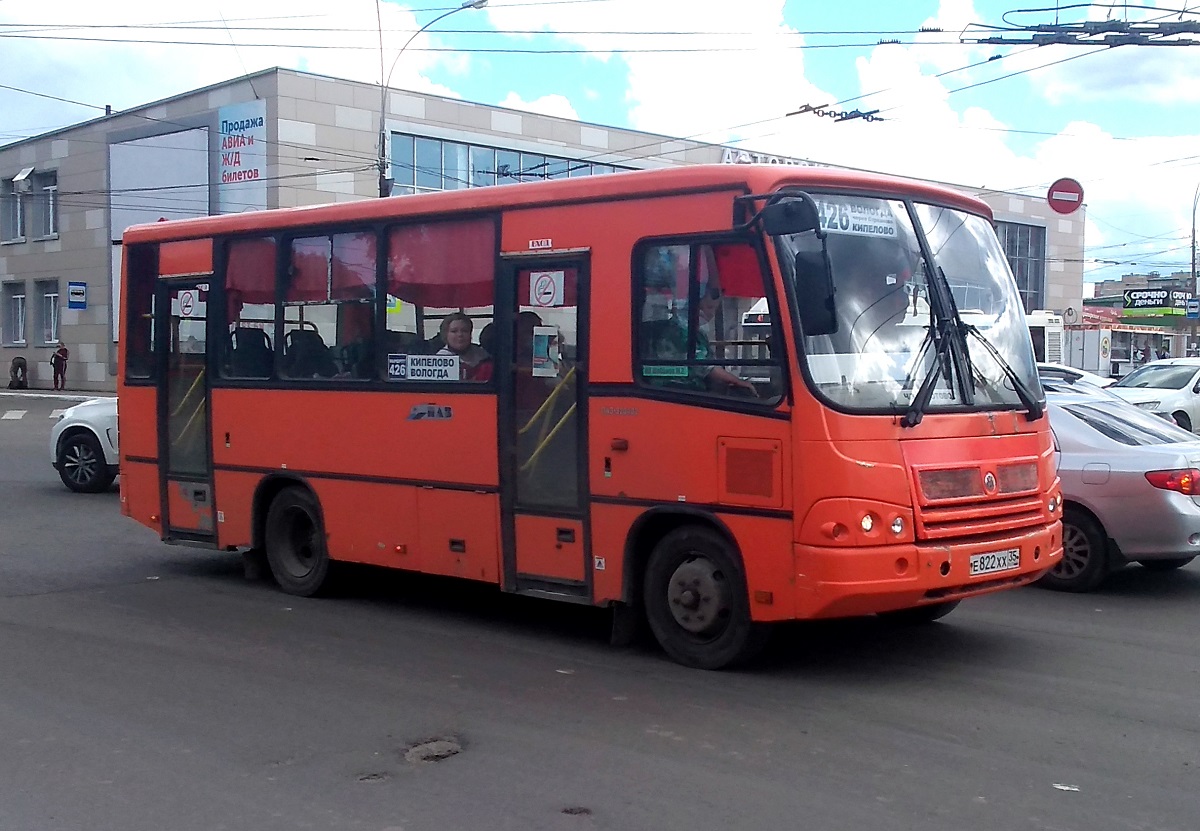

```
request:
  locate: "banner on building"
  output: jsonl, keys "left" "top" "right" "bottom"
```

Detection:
{"left": 217, "top": 100, "right": 268, "bottom": 214}
{"left": 1122, "top": 288, "right": 1189, "bottom": 316}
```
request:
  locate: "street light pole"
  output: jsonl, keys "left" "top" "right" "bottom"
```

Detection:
{"left": 1192, "top": 182, "right": 1199, "bottom": 297}
{"left": 377, "top": 0, "right": 488, "bottom": 198}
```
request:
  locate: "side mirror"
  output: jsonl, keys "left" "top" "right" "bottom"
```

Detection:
{"left": 762, "top": 198, "right": 821, "bottom": 236}
{"left": 794, "top": 248, "right": 838, "bottom": 337}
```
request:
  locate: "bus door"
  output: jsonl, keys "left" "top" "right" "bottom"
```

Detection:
{"left": 155, "top": 278, "right": 215, "bottom": 542}
{"left": 500, "top": 257, "right": 591, "bottom": 600}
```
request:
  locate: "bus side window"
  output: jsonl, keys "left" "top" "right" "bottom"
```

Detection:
{"left": 281, "top": 232, "right": 376, "bottom": 381}
{"left": 636, "top": 240, "right": 784, "bottom": 403}
{"left": 124, "top": 243, "right": 158, "bottom": 381}
{"left": 385, "top": 218, "right": 496, "bottom": 383}
{"left": 222, "top": 237, "right": 276, "bottom": 380}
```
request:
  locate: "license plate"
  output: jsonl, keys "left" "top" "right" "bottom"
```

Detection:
{"left": 969, "top": 548, "right": 1020, "bottom": 577}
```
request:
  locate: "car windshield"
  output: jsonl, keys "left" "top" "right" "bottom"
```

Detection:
{"left": 775, "top": 194, "right": 1040, "bottom": 413}
{"left": 1114, "top": 364, "right": 1197, "bottom": 390}
{"left": 1062, "top": 401, "right": 1198, "bottom": 446}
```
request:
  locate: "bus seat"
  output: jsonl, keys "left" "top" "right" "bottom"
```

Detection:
{"left": 228, "top": 327, "right": 273, "bottom": 378}
{"left": 283, "top": 328, "right": 338, "bottom": 378}
{"left": 385, "top": 330, "right": 424, "bottom": 354}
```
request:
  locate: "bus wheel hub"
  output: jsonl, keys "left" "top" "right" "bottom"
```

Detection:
{"left": 667, "top": 556, "right": 729, "bottom": 635}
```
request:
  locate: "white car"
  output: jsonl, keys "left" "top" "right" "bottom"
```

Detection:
{"left": 50, "top": 397, "right": 119, "bottom": 492}
{"left": 1110, "top": 358, "right": 1200, "bottom": 433}
{"left": 1036, "top": 362, "right": 1116, "bottom": 388}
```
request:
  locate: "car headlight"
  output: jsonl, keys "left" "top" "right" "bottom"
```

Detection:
{"left": 1135, "top": 401, "right": 1161, "bottom": 411}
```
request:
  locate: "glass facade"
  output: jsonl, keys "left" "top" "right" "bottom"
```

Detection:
{"left": 389, "top": 133, "right": 627, "bottom": 195}
{"left": 996, "top": 220, "right": 1046, "bottom": 313}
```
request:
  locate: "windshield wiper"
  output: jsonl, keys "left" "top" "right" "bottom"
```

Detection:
{"left": 960, "top": 323, "right": 1045, "bottom": 420}
{"left": 901, "top": 267, "right": 974, "bottom": 427}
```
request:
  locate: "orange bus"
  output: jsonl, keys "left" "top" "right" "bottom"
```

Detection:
{"left": 118, "top": 164, "right": 1062, "bottom": 669}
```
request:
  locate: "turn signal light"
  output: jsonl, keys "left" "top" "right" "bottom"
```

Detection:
{"left": 1145, "top": 468, "right": 1200, "bottom": 495}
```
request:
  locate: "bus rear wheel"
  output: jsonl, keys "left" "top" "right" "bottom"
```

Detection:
{"left": 265, "top": 486, "right": 332, "bottom": 597}
{"left": 642, "top": 527, "right": 768, "bottom": 670}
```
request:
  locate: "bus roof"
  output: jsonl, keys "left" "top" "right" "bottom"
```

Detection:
{"left": 122, "top": 164, "right": 995, "bottom": 244}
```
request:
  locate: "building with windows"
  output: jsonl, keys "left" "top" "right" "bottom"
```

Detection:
{"left": 0, "top": 67, "right": 1085, "bottom": 391}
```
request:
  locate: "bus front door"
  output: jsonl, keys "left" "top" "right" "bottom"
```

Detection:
{"left": 501, "top": 258, "right": 591, "bottom": 600}
{"left": 156, "top": 279, "right": 215, "bottom": 543}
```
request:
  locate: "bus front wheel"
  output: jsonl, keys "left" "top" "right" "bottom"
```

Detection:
{"left": 265, "top": 486, "right": 332, "bottom": 597}
{"left": 642, "top": 526, "right": 769, "bottom": 670}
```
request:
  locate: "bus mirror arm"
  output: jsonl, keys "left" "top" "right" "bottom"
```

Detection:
{"left": 733, "top": 191, "right": 825, "bottom": 238}
{"left": 759, "top": 193, "right": 824, "bottom": 237}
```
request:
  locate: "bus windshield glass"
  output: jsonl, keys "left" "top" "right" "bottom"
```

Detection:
{"left": 775, "top": 194, "right": 1041, "bottom": 414}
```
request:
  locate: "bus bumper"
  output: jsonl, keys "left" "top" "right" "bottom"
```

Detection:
{"left": 791, "top": 521, "right": 1061, "bottom": 620}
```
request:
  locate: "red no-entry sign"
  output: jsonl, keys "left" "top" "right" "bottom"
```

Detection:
{"left": 1047, "top": 177, "right": 1084, "bottom": 215}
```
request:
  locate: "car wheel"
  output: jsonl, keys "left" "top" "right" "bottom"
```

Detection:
{"left": 57, "top": 431, "right": 115, "bottom": 493}
{"left": 878, "top": 600, "right": 961, "bottom": 624}
{"left": 265, "top": 486, "right": 332, "bottom": 597}
{"left": 642, "top": 526, "right": 769, "bottom": 670}
{"left": 1138, "top": 557, "right": 1194, "bottom": 572}
{"left": 1173, "top": 412, "right": 1192, "bottom": 432}
{"left": 1039, "top": 507, "right": 1109, "bottom": 592}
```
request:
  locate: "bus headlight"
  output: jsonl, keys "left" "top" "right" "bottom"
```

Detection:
{"left": 891, "top": 517, "right": 905, "bottom": 535}
{"left": 861, "top": 514, "right": 875, "bottom": 532}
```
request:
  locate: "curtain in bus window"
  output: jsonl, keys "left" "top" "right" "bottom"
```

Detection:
{"left": 387, "top": 217, "right": 496, "bottom": 308}
{"left": 712, "top": 243, "right": 763, "bottom": 298}
{"left": 225, "top": 237, "right": 276, "bottom": 309}
{"left": 288, "top": 238, "right": 329, "bottom": 303}
{"left": 331, "top": 232, "right": 376, "bottom": 300}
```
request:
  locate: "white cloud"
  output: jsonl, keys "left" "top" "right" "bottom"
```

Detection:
{"left": 498, "top": 93, "right": 579, "bottom": 120}
{"left": 1037, "top": 47, "right": 1200, "bottom": 106}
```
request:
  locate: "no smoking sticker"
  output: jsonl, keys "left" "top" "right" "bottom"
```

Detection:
{"left": 179, "top": 291, "right": 196, "bottom": 317}
{"left": 529, "top": 270, "right": 565, "bottom": 307}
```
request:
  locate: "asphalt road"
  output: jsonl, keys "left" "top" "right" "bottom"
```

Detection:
{"left": 2, "top": 391, "right": 1198, "bottom": 831}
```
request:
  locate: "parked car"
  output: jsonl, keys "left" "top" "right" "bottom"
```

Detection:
{"left": 1109, "top": 358, "right": 1200, "bottom": 432}
{"left": 50, "top": 397, "right": 119, "bottom": 493}
{"left": 1044, "top": 388, "right": 1200, "bottom": 591}
{"left": 1037, "top": 361, "right": 1116, "bottom": 388}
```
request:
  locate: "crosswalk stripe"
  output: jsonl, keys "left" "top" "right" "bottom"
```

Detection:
{"left": 50, "top": 409, "right": 67, "bottom": 418}
{"left": 1, "top": 410, "right": 27, "bottom": 420}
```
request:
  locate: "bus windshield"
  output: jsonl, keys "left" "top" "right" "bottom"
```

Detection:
{"left": 775, "top": 194, "right": 1041, "bottom": 414}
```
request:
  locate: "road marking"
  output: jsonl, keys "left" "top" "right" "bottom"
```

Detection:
{"left": 2, "top": 410, "right": 27, "bottom": 420}
{"left": 50, "top": 409, "right": 67, "bottom": 418}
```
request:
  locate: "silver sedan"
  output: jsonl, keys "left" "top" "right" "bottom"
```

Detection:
{"left": 1045, "top": 390, "right": 1200, "bottom": 591}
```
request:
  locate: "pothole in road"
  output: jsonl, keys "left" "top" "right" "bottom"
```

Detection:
{"left": 562, "top": 806, "right": 592, "bottom": 816}
{"left": 403, "top": 737, "right": 463, "bottom": 764}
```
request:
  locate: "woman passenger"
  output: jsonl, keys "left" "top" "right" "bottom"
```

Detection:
{"left": 437, "top": 311, "right": 493, "bottom": 381}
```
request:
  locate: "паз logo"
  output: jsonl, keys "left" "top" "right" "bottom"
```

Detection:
{"left": 408, "top": 404, "right": 453, "bottom": 421}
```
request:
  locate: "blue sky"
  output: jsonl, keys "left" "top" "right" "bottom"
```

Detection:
{"left": 3, "top": 0, "right": 1199, "bottom": 288}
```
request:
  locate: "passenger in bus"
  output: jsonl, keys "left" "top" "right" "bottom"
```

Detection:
{"left": 478, "top": 322, "right": 496, "bottom": 359}
{"left": 642, "top": 286, "right": 758, "bottom": 397}
{"left": 436, "top": 311, "right": 493, "bottom": 381}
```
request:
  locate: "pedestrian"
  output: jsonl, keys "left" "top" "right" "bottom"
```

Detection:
{"left": 51, "top": 341, "right": 69, "bottom": 390}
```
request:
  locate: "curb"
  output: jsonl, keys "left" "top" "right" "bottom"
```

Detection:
{"left": 0, "top": 391, "right": 113, "bottom": 403}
